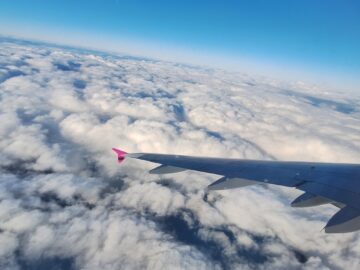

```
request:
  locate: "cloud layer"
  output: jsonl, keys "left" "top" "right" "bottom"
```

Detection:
{"left": 0, "top": 37, "right": 360, "bottom": 270}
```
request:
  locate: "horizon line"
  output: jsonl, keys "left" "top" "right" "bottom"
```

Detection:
{"left": 0, "top": 29, "right": 358, "bottom": 93}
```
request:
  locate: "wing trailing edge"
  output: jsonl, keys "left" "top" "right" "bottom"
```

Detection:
{"left": 325, "top": 206, "right": 360, "bottom": 233}
{"left": 112, "top": 148, "right": 360, "bottom": 233}
{"left": 149, "top": 165, "right": 186, "bottom": 174}
{"left": 291, "top": 192, "right": 332, "bottom": 208}
{"left": 207, "top": 177, "right": 257, "bottom": 190}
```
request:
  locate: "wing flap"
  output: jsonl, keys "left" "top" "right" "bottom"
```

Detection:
{"left": 149, "top": 165, "right": 186, "bottom": 174}
{"left": 291, "top": 192, "right": 332, "bottom": 208}
{"left": 325, "top": 206, "right": 360, "bottom": 233}
{"left": 207, "top": 177, "right": 257, "bottom": 191}
{"left": 298, "top": 182, "right": 360, "bottom": 211}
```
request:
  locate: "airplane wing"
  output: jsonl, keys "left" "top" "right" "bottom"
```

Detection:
{"left": 112, "top": 148, "right": 360, "bottom": 233}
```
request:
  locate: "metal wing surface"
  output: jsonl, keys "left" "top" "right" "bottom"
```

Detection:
{"left": 113, "top": 149, "right": 360, "bottom": 233}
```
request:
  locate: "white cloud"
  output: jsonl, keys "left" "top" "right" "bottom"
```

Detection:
{"left": 0, "top": 37, "right": 360, "bottom": 269}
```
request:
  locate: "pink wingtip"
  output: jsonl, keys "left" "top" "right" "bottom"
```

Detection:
{"left": 112, "top": 148, "right": 127, "bottom": 163}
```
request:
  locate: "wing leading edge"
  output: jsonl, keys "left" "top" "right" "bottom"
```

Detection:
{"left": 112, "top": 148, "right": 360, "bottom": 233}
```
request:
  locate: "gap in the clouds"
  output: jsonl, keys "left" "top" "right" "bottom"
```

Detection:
{"left": 203, "top": 192, "right": 225, "bottom": 208}
{"left": 39, "top": 191, "right": 73, "bottom": 209}
{"left": 0, "top": 69, "right": 25, "bottom": 84}
{"left": 121, "top": 88, "right": 176, "bottom": 101}
{"left": 40, "top": 118, "right": 70, "bottom": 145}
{"left": 80, "top": 156, "right": 105, "bottom": 177}
{"left": 73, "top": 86, "right": 86, "bottom": 101}
{"left": 0, "top": 55, "right": 29, "bottom": 68}
{"left": 157, "top": 89, "right": 176, "bottom": 99}
{"left": 0, "top": 163, "right": 55, "bottom": 178}
{"left": 282, "top": 89, "right": 356, "bottom": 114}
{"left": 204, "top": 130, "right": 225, "bottom": 141}
{"left": 130, "top": 158, "right": 301, "bottom": 266}
{"left": 251, "top": 234, "right": 309, "bottom": 265}
{"left": 53, "top": 60, "right": 81, "bottom": 72}
{"left": 244, "top": 81, "right": 257, "bottom": 87}
{"left": 292, "top": 249, "right": 308, "bottom": 264}
{"left": 15, "top": 251, "right": 76, "bottom": 270}
{"left": 156, "top": 178, "right": 188, "bottom": 196}
{"left": 38, "top": 191, "right": 96, "bottom": 210}
{"left": 152, "top": 208, "right": 269, "bottom": 269}
{"left": 16, "top": 109, "right": 41, "bottom": 126}
{"left": 100, "top": 175, "right": 127, "bottom": 196}
{"left": 98, "top": 114, "right": 112, "bottom": 124}
{"left": 14, "top": 113, "right": 95, "bottom": 174}
{"left": 304, "top": 95, "right": 356, "bottom": 114}
{"left": 73, "top": 79, "right": 87, "bottom": 90}
{"left": 171, "top": 103, "right": 187, "bottom": 122}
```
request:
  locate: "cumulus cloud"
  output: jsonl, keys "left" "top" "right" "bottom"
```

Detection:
{"left": 0, "top": 37, "right": 360, "bottom": 270}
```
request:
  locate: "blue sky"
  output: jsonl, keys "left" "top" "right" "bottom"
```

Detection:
{"left": 0, "top": 0, "right": 359, "bottom": 90}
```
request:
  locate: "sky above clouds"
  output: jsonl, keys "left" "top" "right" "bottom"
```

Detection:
{"left": 0, "top": 0, "right": 359, "bottom": 90}
{"left": 0, "top": 37, "right": 360, "bottom": 269}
